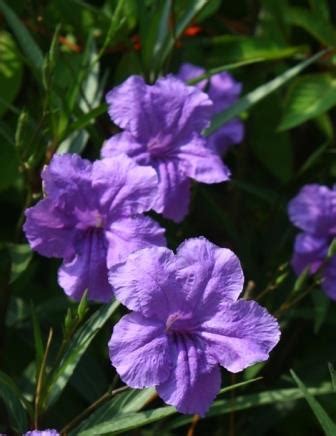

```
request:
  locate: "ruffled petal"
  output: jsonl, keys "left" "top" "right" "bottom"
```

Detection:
{"left": 105, "top": 215, "right": 166, "bottom": 267}
{"left": 152, "top": 160, "right": 191, "bottom": 222}
{"left": 92, "top": 155, "right": 158, "bottom": 218}
{"left": 24, "top": 198, "right": 75, "bottom": 259}
{"left": 108, "top": 246, "right": 181, "bottom": 319}
{"left": 177, "top": 135, "right": 231, "bottom": 183}
{"left": 42, "top": 153, "right": 92, "bottom": 201}
{"left": 291, "top": 233, "right": 328, "bottom": 275}
{"left": 109, "top": 312, "right": 171, "bottom": 388}
{"left": 175, "top": 237, "right": 244, "bottom": 313}
{"left": 156, "top": 334, "right": 221, "bottom": 416}
{"left": 199, "top": 300, "right": 280, "bottom": 373}
{"left": 288, "top": 184, "right": 336, "bottom": 236}
{"left": 58, "top": 230, "right": 112, "bottom": 302}
{"left": 101, "top": 132, "right": 150, "bottom": 165}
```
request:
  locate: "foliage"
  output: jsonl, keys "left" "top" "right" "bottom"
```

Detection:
{"left": 1, "top": 0, "right": 336, "bottom": 434}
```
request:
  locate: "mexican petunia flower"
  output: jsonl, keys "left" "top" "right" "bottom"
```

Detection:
{"left": 24, "top": 430, "right": 59, "bottom": 436}
{"left": 288, "top": 184, "right": 336, "bottom": 299}
{"left": 177, "top": 62, "right": 244, "bottom": 154}
{"left": 101, "top": 75, "right": 230, "bottom": 222}
{"left": 108, "top": 237, "right": 280, "bottom": 415}
{"left": 24, "top": 153, "right": 165, "bottom": 302}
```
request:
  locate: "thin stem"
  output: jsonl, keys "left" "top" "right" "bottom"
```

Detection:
{"left": 187, "top": 414, "right": 200, "bottom": 436}
{"left": 34, "top": 328, "right": 53, "bottom": 428}
{"left": 60, "top": 385, "right": 129, "bottom": 435}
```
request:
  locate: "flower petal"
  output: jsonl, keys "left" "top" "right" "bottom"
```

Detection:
{"left": 207, "top": 118, "right": 244, "bottom": 154}
{"left": 177, "top": 135, "right": 231, "bottom": 183}
{"left": 92, "top": 155, "right": 158, "bottom": 218}
{"left": 157, "top": 334, "right": 221, "bottom": 416}
{"left": 291, "top": 233, "right": 328, "bottom": 275}
{"left": 42, "top": 153, "right": 92, "bottom": 200}
{"left": 176, "top": 62, "right": 207, "bottom": 90}
{"left": 24, "top": 198, "right": 75, "bottom": 259}
{"left": 105, "top": 215, "right": 166, "bottom": 268}
{"left": 288, "top": 184, "right": 336, "bottom": 236}
{"left": 200, "top": 300, "right": 280, "bottom": 373}
{"left": 109, "top": 312, "right": 171, "bottom": 388}
{"left": 208, "top": 72, "right": 242, "bottom": 112}
{"left": 175, "top": 237, "right": 244, "bottom": 311}
{"left": 322, "top": 257, "right": 336, "bottom": 300}
{"left": 152, "top": 160, "right": 191, "bottom": 222}
{"left": 58, "top": 230, "right": 112, "bottom": 302}
{"left": 108, "top": 246, "right": 181, "bottom": 319}
{"left": 101, "top": 132, "right": 150, "bottom": 165}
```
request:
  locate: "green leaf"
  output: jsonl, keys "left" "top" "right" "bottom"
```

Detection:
{"left": 0, "top": 370, "right": 28, "bottom": 432}
{"left": 219, "top": 377, "right": 263, "bottom": 395}
{"left": 312, "top": 289, "right": 330, "bottom": 334}
{"left": 206, "top": 49, "right": 328, "bottom": 136}
{"left": 279, "top": 74, "right": 336, "bottom": 130}
{"left": 73, "top": 388, "right": 156, "bottom": 433}
{"left": 30, "top": 302, "right": 44, "bottom": 369}
{"left": 0, "top": 0, "right": 43, "bottom": 73}
{"left": 170, "top": 382, "right": 336, "bottom": 429}
{"left": 0, "top": 31, "right": 23, "bottom": 116}
{"left": 290, "top": 370, "right": 336, "bottom": 436}
{"left": 249, "top": 93, "right": 293, "bottom": 182}
{"left": 8, "top": 243, "right": 32, "bottom": 283}
{"left": 77, "top": 406, "right": 176, "bottom": 435}
{"left": 328, "top": 363, "right": 336, "bottom": 392}
{"left": 293, "top": 266, "right": 310, "bottom": 294}
{"left": 45, "top": 301, "right": 119, "bottom": 408}
{"left": 286, "top": 7, "right": 336, "bottom": 47}
{"left": 206, "top": 35, "right": 306, "bottom": 65}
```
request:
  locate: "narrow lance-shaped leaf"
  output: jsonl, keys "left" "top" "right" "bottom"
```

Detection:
{"left": 290, "top": 369, "right": 336, "bottom": 436}
{"left": 205, "top": 49, "right": 329, "bottom": 136}
{"left": 45, "top": 301, "right": 119, "bottom": 408}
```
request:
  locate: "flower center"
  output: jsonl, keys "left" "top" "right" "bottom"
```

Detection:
{"left": 165, "top": 311, "right": 194, "bottom": 333}
{"left": 75, "top": 208, "right": 105, "bottom": 231}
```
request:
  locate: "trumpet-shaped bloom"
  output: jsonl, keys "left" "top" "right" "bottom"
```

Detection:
{"left": 24, "top": 431, "right": 59, "bottom": 436}
{"left": 24, "top": 153, "right": 165, "bottom": 302}
{"left": 108, "top": 237, "right": 280, "bottom": 415}
{"left": 288, "top": 184, "right": 336, "bottom": 299}
{"left": 177, "top": 62, "right": 244, "bottom": 154}
{"left": 102, "top": 75, "right": 230, "bottom": 222}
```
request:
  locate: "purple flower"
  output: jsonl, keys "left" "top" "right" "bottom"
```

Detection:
{"left": 24, "top": 431, "right": 59, "bottom": 436}
{"left": 288, "top": 184, "right": 336, "bottom": 299}
{"left": 24, "top": 153, "right": 165, "bottom": 302}
{"left": 102, "top": 75, "right": 230, "bottom": 222}
{"left": 177, "top": 62, "right": 244, "bottom": 155}
{"left": 108, "top": 237, "right": 280, "bottom": 415}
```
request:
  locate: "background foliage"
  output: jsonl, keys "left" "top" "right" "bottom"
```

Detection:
{"left": 1, "top": 0, "right": 336, "bottom": 434}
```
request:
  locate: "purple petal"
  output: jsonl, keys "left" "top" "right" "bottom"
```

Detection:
{"left": 208, "top": 72, "right": 242, "bottom": 112}
{"left": 24, "top": 431, "right": 59, "bottom": 436}
{"left": 207, "top": 118, "right": 244, "bottom": 154}
{"left": 157, "top": 334, "right": 221, "bottom": 415}
{"left": 105, "top": 215, "right": 166, "bottom": 268}
{"left": 24, "top": 198, "right": 75, "bottom": 259}
{"left": 58, "top": 230, "right": 112, "bottom": 302}
{"left": 152, "top": 160, "right": 191, "bottom": 222}
{"left": 200, "top": 300, "right": 280, "bottom": 373}
{"left": 176, "top": 63, "right": 207, "bottom": 90}
{"left": 291, "top": 233, "right": 328, "bottom": 275}
{"left": 323, "top": 257, "right": 336, "bottom": 300}
{"left": 288, "top": 184, "right": 336, "bottom": 236}
{"left": 42, "top": 153, "right": 92, "bottom": 200}
{"left": 109, "top": 246, "right": 181, "bottom": 319}
{"left": 92, "top": 155, "right": 158, "bottom": 218}
{"left": 177, "top": 135, "right": 231, "bottom": 183}
{"left": 109, "top": 312, "right": 171, "bottom": 388}
{"left": 175, "top": 237, "right": 244, "bottom": 310}
{"left": 101, "top": 132, "right": 150, "bottom": 165}
{"left": 106, "top": 76, "right": 149, "bottom": 137}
